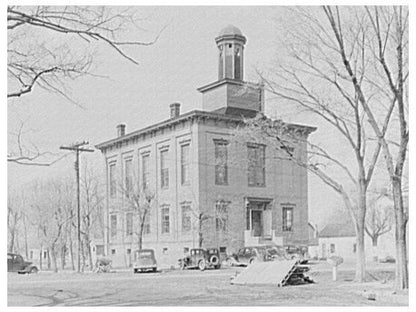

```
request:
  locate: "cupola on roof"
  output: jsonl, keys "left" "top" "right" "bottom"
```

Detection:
{"left": 218, "top": 24, "right": 243, "bottom": 37}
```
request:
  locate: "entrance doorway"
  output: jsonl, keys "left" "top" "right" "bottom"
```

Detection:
{"left": 251, "top": 210, "right": 263, "bottom": 237}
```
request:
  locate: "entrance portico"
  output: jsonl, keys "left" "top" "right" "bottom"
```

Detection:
{"left": 244, "top": 197, "right": 274, "bottom": 246}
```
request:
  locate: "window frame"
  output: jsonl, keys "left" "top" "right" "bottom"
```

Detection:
{"left": 181, "top": 202, "right": 192, "bottom": 233}
{"left": 214, "top": 139, "right": 228, "bottom": 185}
{"left": 180, "top": 143, "right": 190, "bottom": 185}
{"left": 282, "top": 207, "right": 294, "bottom": 232}
{"left": 110, "top": 214, "right": 117, "bottom": 238}
{"left": 109, "top": 162, "right": 117, "bottom": 198}
{"left": 161, "top": 206, "right": 170, "bottom": 234}
{"left": 124, "top": 158, "right": 133, "bottom": 196}
{"left": 142, "top": 153, "right": 150, "bottom": 190}
{"left": 247, "top": 143, "right": 266, "bottom": 187}
{"left": 160, "top": 149, "right": 169, "bottom": 189}
{"left": 125, "top": 212, "right": 133, "bottom": 236}
{"left": 215, "top": 200, "right": 229, "bottom": 232}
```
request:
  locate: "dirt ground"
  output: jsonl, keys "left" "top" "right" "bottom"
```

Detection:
{"left": 7, "top": 261, "right": 408, "bottom": 306}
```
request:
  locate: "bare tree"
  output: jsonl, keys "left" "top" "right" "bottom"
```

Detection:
{"left": 365, "top": 190, "right": 393, "bottom": 250}
{"left": 321, "top": 5, "right": 409, "bottom": 289}
{"left": 80, "top": 163, "right": 105, "bottom": 270}
{"left": 7, "top": 198, "right": 22, "bottom": 254}
{"left": 251, "top": 6, "right": 407, "bottom": 286}
{"left": 7, "top": 6, "right": 164, "bottom": 100}
{"left": 28, "top": 178, "right": 74, "bottom": 272}
{"left": 118, "top": 178, "right": 155, "bottom": 251}
{"left": 8, "top": 6, "right": 165, "bottom": 166}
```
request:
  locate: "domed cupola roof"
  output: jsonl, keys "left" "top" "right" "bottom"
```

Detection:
{"left": 218, "top": 24, "right": 243, "bottom": 37}
{"left": 215, "top": 25, "right": 246, "bottom": 44}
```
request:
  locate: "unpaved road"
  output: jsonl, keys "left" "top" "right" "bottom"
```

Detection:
{"left": 8, "top": 263, "right": 407, "bottom": 306}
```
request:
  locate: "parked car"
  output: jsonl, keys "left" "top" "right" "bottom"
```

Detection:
{"left": 133, "top": 249, "right": 157, "bottom": 273}
{"left": 379, "top": 256, "right": 395, "bottom": 263}
{"left": 179, "top": 248, "right": 221, "bottom": 271}
{"left": 7, "top": 253, "right": 38, "bottom": 274}
{"left": 94, "top": 257, "right": 112, "bottom": 273}
{"left": 265, "top": 245, "right": 291, "bottom": 260}
{"left": 284, "top": 245, "right": 309, "bottom": 264}
{"left": 226, "top": 246, "right": 271, "bottom": 266}
{"left": 206, "top": 248, "right": 221, "bottom": 269}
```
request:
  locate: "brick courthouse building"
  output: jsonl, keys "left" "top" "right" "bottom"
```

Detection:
{"left": 96, "top": 25, "right": 316, "bottom": 268}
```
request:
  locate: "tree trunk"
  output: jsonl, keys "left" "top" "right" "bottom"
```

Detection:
{"left": 8, "top": 231, "right": 15, "bottom": 253}
{"left": 371, "top": 235, "right": 379, "bottom": 262}
{"left": 138, "top": 233, "right": 143, "bottom": 251}
{"left": 355, "top": 222, "right": 366, "bottom": 282}
{"left": 69, "top": 234, "right": 75, "bottom": 270}
{"left": 392, "top": 178, "right": 408, "bottom": 289}
{"left": 61, "top": 245, "right": 66, "bottom": 270}
{"left": 39, "top": 248, "right": 43, "bottom": 271}
{"left": 80, "top": 239, "right": 86, "bottom": 272}
{"left": 354, "top": 189, "right": 367, "bottom": 282}
{"left": 86, "top": 238, "right": 93, "bottom": 271}
{"left": 47, "top": 248, "right": 51, "bottom": 269}
{"left": 51, "top": 245, "right": 58, "bottom": 273}
{"left": 23, "top": 215, "right": 29, "bottom": 259}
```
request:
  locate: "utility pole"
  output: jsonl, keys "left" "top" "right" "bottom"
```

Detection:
{"left": 60, "top": 141, "right": 94, "bottom": 273}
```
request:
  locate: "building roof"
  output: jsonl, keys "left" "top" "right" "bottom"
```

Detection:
{"left": 95, "top": 109, "right": 317, "bottom": 152}
{"left": 218, "top": 25, "right": 243, "bottom": 37}
{"left": 319, "top": 222, "right": 355, "bottom": 238}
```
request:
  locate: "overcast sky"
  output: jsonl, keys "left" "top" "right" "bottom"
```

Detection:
{"left": 7, "top": 6, "right": 396, "bottom": 228}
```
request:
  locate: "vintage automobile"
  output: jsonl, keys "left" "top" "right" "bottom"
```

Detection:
{"left": 284, "top": 245, "right": 309, "bottom": 264}
{"left": 7, "top": 253, "right": 39, "bottom": 274}
{"left": 178, "top": 248, "right": 221, "bottom": 271}
{"left": 94, "top": 257, "right": 112, "bottom": 273}
{"left": 206, "top": 248, "right": 221, "bottom": 269}
{"left": 226, "top": 246, "right": 271, "bottom": 266}
{"left": 265, "top": 245, "right": 291, "bottom": 261}
{"left": 133, "top": 249, "right": 157, "bottom": 273}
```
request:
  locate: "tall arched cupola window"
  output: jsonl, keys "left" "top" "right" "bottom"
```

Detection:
{"left": 215, "top": 25, "right": 246, "bottom": 81}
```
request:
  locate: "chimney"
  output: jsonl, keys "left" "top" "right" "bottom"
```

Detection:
{"left": 116, "top": 124, "right": 126, "bottom": 137}
{"left": 170, "top": 102, "right": 181, "bottom": 118}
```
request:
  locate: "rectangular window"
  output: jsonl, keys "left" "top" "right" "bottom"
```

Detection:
{"left": 109, "top": 163, "right": 116, "bottom": 198}
{"left": 110, "top": 214, "right": 117, "bottom": 238}
{"left": 248, "top": 144, "right": 266, "bottom": 187}
{"left": 330, "top": 244, "right": 336, "bottom": 253}
{"left": 125, "top": 159, "right": 133, "bottom": 196}
{"left": 143, "top": 211, "right": 151, "bottom": 235}
{"left": 353, "top": 243, "right": 357, "bottom": 253}
{"left": 215, "top": 200, "right": 229, "bottom": 232}
{"left": 181, "top": 203, "right": 192, "bottom": 233}
{"left": 126, "top": 212, "right": 133, "bottom": 236}
{"left": 181, "top": 144, "right": 190, "bottom": 185}
{"left": 160, "top": 150, "right": 169, "bottom": 189}
{"left": 282, "top": 207, "right": 293, "bottom": 232}
{"left": 214, "top": 140, "right": 228, "bottom": 185}
{"left": 161, "top": 206, "right": 170, "bottom": 234}
{"left": 111, "top": 249, "right": 116, "bottom": 255}
{"left": 142, "top": 154, "right": 150, "bottom": 190}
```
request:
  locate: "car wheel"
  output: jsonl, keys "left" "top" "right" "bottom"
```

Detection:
{"left": 215, "top": 264, "right": 221, "bottom": 270}
{"left": 133, "top": 268, "right": 138, "bottom": 274}
{"left": 198, "top": 260, "right": 206, "bottom": 271}
{"left": 209, "top": 255, "right": 219, "bottom": 266}
{"left": 249, "top": 258, "right": 256, "bottom": 265}
{"left": 30, "top": 267, "right": 39, "bottom": 274}
{"left": 152, "top": 268, "right": 157, "bottom": 273}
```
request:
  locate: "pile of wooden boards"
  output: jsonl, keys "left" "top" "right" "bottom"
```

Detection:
{"left": 231, "top": 259, "right": 314, "bottom": 287}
